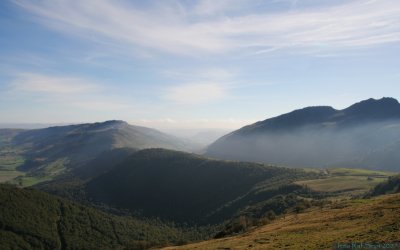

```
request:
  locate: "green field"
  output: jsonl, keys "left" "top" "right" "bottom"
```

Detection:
{"left": 327, "top": 167, "right": 394, "bottom": 177}
{"left": 5, "top": 159, "right": 68, "bottom": 187}
{"left": 0, "top": 156, "right": 25, "bottom": 171}
{"left": 296, "top": 168, "right": 395, "bottom": 196}
{"left": 0, "top": 170, "right": 23, "bottom": 183}
{"left": 11, "top": 175, "right": 54, "bottom": 187}
{"left": 0, "top": 143, "right": 68, "bottom": 186}
{"left": 0, "top": 148, "right": 25, "bottom": 184}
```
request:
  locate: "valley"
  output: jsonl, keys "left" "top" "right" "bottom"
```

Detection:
{"left": 0, "top": 100, "right": 399, "bottom": 249}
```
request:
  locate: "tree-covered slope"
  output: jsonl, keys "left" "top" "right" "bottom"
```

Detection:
{"left": 0, "top": 184, "right": 209, "bottom": 249}
{"left": 86, "top": 149, "right": 315, "bottom": 225}
{"left": 368, "top": 174, "right": 400, "bottom": 196}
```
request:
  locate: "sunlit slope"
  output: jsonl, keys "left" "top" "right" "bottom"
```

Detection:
{"left": 0, "top": 120, "right": 192, "bottom": 186}
{"left": 12, "top": 120, "right": 190, "bottom": 169}
{"left": 164, "top": 194, "right": 400, "bottom": 250}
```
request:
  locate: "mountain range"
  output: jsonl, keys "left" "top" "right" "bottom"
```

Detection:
{"left": 206, "top": 97, "right": 400, "bottom": 171}
{"left": 0, "top": 120, "right": 193, "bottom": 183}
{"left": 1, "top": 98, "right": 400, "bottom": 249}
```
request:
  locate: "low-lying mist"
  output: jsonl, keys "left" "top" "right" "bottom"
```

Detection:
{"left": 206, "top": 120, "right": 400, "bottom": 171}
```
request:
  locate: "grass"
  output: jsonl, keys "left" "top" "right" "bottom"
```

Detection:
{"left": 12, "top": 175, "right": 54, "bottom": 187}
{"left": 2, "top": 158, "right": 64, "bottom": 187}
{"left": 0, "top": 147, "right": 67, "bottom": 186}
{"left": 0, "top": 170, "right": 23, "bottom": 183}
{"left": 0, "top": 135, "right": 11, "bottom": 146}
{"left": 6, "top": 158, "right": 68, "bottom": 187}
{"left": 0, "top": 154, "right": 25, "bottom": 184}
{"left": 0, "top": 170, "right": 53, "bottom": 187}
{"left": 0, "top": 143, "right": 25, "bottom": 171}
{"left": 40, "top": 158, "right": 67, "bottom": 176}
{"left": 0, "top": 157, "right": 25, "bottom": 171}
{"left": 295, "top": 168, "right": 394, "bottom": 196}
{"left": 296, "top": 176, "right": 384, "bottom": 193}
{"left": 163, "top": 194, "right": 400, "bottom": 250}
{"left": 327, "top": 168, "right": 394, "bottom": 177}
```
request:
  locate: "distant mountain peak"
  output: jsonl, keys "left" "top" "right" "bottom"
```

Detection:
{"left": 343, "top": 97, "right": 400, "bottom": 120}
{"left": 99, "top": 120, "right": 127, "bottom": 126}
{"left": 206, "top": 97, "right": 400, "bottom": 170}
{"left": 11, "top": 120, "right": 191, "bottom": 175}
{"left": 88, "top": 120, "right": 128, "bottom": 130}
{"left": 286, "top": 105, "right": 337, "bottom": 116}
{"left": 346, "top": 97, "right": 399, "bottom": 110}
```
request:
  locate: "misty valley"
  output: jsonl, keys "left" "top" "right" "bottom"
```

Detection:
{"left": 0, "top": 98, "right": 400, "bottom": 249}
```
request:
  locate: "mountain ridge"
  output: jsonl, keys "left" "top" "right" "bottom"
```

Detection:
{"left": 1, "top": 120, "right": 194, "bottom": 186}
{"left": 206, "top": 97, "right": 400, "bottom": 170}
{"left": 236, "top": 97, "right": 400, "bottom": 135}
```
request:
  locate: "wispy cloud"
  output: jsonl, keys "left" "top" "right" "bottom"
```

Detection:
{"left": 70, "top": 100, "right": 131, "bottom": 111}
{"left": 12, "top": 73, "right": 99, "bottom": 94}
{"left": 13, "top": 0, "right": 400, "bottom": 56}
{"left": 162, "top": 68, "right": 235, "bottom": 82}
{"left": 8, "top": 72, "right": 132, "bottom": 111}
{"left": 165, "top": 82, "right": 227, "bottom": 104}
{"left": 192, "top": 0, "right": 248, "bottom": 16}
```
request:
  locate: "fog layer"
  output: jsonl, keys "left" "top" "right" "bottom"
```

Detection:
{"left": 206, "top": 120, "right": 400, "bottom": 171}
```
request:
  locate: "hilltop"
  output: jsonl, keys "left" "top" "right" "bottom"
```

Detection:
{"left": 85, "top": 149, "right": 316, "bottom": 225}
{"left": 0, "top": 120, "right": 192, "bottom": 186}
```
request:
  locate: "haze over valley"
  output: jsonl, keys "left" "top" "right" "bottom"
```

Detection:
{"left": 207, "top": 98, "right": 400, "bottom": 171}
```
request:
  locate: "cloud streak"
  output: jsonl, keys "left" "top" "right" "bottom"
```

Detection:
{"left": 12, "top": 73, "right": 99, "bottom": 94}
{"left": 12, "top": 0, "right": 400, "bottom": 56}
{"left": 9, "top": 72, "right": 132, "bottom": 111}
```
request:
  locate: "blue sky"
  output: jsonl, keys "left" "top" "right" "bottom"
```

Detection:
{"left": 1, "top": 0, "right": 400, "bottom": 130}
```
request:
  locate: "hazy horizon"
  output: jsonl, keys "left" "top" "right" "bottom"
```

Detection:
{"left": 0, "top": 97, "right": 398, "bottom": 132}
{"left": 0, "top": 121, "right": 234, "bottom": 141}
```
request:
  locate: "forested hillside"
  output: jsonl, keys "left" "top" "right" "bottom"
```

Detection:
{"left": 86, "top": 149, "right": 317, "bottom": 225}
{"left": 0, "top": 184, "right": 213, "bottom": 249}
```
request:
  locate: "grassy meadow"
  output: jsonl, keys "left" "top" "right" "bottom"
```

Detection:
{"left": 296, "top": 168, "right": 394, "bottom": 197}
{"left": 163, "top": 193, "right": 400, "bottom": 250}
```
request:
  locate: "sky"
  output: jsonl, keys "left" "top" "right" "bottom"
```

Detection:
{"left": 1, "top": 0, "right": 400, "bottom": 130}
